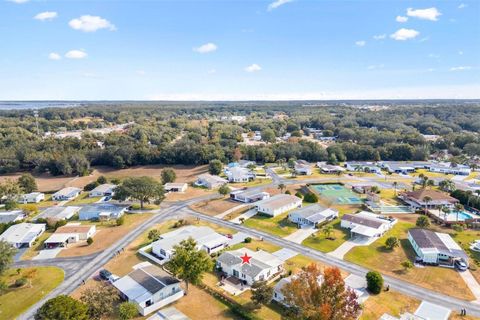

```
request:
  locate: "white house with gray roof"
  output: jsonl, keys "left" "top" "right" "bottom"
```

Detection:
{"left": 0, "top": 210, "right": 25, "bottom": 224}
{"left": 230, "top": 189, "right": 270, "bottom": 203}
{"left": 0, "top": 223, "right": 46, "bottom": 248}
{"left": 195, "top": 174, "right": 228, "bottom": 189}
{"left": 256, "top": 194, "right": 302, "bottom": 217}
{"left": 152, "top": 226, "right": 229, "bottom": 262}
{"left": 18, "top": 192, "right": 45, "bottom": 204}
{"left": 288, "top": 204, "right": 338, "bottom": 228}
{"left": 216, "top": 248, "right": 284, "bottom": 286}
{"left": 113, "top": 262, "right": 184, "bottom": 316}
{"left": 36, "top": 206, "right": 81, "bottom": 222}
{"left": 341, "top": 211, "right": 396, "bottom": 239}
{"left": 89, "top": 183, "right": 117, "bottom": 197}
{"left": 225, "top": 167, "right": 255, "bottom": 183}
{"left": 52, "top": 187, "right": 82, "bottom": 201}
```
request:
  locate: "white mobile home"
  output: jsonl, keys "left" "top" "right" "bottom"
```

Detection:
{"left": 52, "top": 187, "right": 82, "bottom": 201}
{"left": 195, "top": 174, "right": 228, "bottom": 189}
{"left": 0, "top": 223, "right": 46, "bottom": 248}
{"left": 89, "top": 184, "right": 117, "bottom": 197}
{"left": 18, "top": 192, "right": 45, "bottom": 204}
{"left": 256, "top": 194, "right": 302, "bottom": 217}
{"left": 164, "top": 183, "right": 188, "bottom": 193}
{"left": 288, "top": 204, "right": 338, "bottom": 227}
{"left": 341, "top": 211, "right": 396, "bottom": 239}
{"left": 230, "top": 189, "right": 270, "bottom": 203}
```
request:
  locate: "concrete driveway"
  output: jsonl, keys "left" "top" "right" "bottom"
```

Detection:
{"left": 328, "top": 237, "right": 377, "bottom": 259}
{"left": 272, "top": 248, "right": 298, "bottom": 261}
{"left": 459, "top": 270, "right": 480, "bottom": 302}
{"left": 33, "top": 248, "right": 63, "bottom": 260}
{"left": 283, "top": 227, "right": 317, "bottom": 244}
{"left": 231, "top": 208, "right": 257, "bottom": 224}
{"left": 215, "top": 203, "right": 249, "bottom": 219}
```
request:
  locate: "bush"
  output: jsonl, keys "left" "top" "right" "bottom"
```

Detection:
{"left": 244, "top": 237, "right": 252, "bottom": 243}
{"left": 15, "top": 277, "right": 28, "bottom": 287}
{"left": 452, "top": 224, "right": 464, "bottom": 232}
{"left": 285, "top": 190, "right": 291, "bottom": 194}
{"left": 22, "top": 204, "right": 39, "bottom": 216}
{"left": 117, "top": 302, "right": 138, "bottom": 320}
{"left": 303, "top": 192, "right": 318, "bottom": 203}
{"left": 161, "top": 168, "right": 176, "bottom": 184}
{"left": 116, "top": 216, "right": 125, "bottom": 226}
{"left": 87, "top": 237, "right": 93, "bottom": 245}
{"left": 416, "top": 216, "right": 430, "bottom": 228}
{"left": 218, "top": 184, "right": 231, "bottom": 196}
{"left": 54, "top": 220, "right": 67, "bottom": 230}
{"left": 295, "top": 192, "right": 303, "bottom": 199}
{"left": 83, "top": 181, "right": 99, "bottom": 191}
{"left": 385, "top": 236, "right": 399, "bottom": 250}
{"left": 97, "top": 176, "right": 107, "bottom": 184}
{"left": 366, "top": 271, "right": 383, "bottom": 294}
{"left": 4, "top": 200, "right": 17, "bottom": 211}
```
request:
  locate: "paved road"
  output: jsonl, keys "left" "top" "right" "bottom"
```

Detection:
{"left": 184, "top": 208, "right": 480, "bottom": 317}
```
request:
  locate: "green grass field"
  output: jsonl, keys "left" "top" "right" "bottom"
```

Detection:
{"left": 302, "top": 220, "right": 349, "bottom": 252}
{"left": 0, "top": 266, "right": 64, "bottom": 319}
{"left": 243, "top": 212, "right": 298, "bottom": 237}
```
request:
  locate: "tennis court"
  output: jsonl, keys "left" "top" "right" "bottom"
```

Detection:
{"left": 310, "top": 184, "right": 363, "bottom": 204}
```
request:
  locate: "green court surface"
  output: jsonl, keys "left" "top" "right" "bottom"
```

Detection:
{"left": 310, "top": 184, "right": 363, "bottom": 204}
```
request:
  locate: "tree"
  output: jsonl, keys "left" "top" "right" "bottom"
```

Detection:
{"left": 401, "top": 260, "right": 413, "bottom": 272}
{"left": 35, "top": 295, "right": 89, "bottom": 320}
{"left": 278, "top": 183, "right": 286, "bottom": 193}
{"left": 261, "top": 129, "right": 276, "bottom": 143}
{"left": 116, "top": 216, "right": 125, "bottom": 226}
{"left": 118, "top": 302, "right": 138, "bottom": 320}
{"left": 323, "top": 225, "right": 334, "bottom": 239}
{"left": 80, "top": 282, "right": 120, "bottom": 319}
{"left": 218, "top": 184, "right": 231, "bottom": 196}
{"left": 303, "top": 192, "right": 319, "bottom": 203}
{"left": 0, "top": 240, "right": 17, "bottom": 275}
{"left": 161, "top": 168, "right": 177, "bottom": 184}
{"left": 392, "top": 181, "right": 398, "bottom": 195}
{"left": 0, "top": 179, "right": 22, "bottom": 203}
{"left": 87, "top": 237, "right": 93, "bottom": 245}
{"left": 22, "top": 203, "right": 39, "bottom": 216}
{"left": 169, "top": 237, "right": 213, "bottom": 294}
{"left": 113, "top": 176, "right": 165, "bottom": 209}
{"left": 366, "top": 271, "right": 383, "bottom": 294}
{"left": 250, "top": 280, "right": 273, "bottom": 308}
{"left": 148, "top": 229, "right": 161, "bottom": 241}
{"left": 439, "top": 180, "right": 455, "bottom": 193}
{"left": 282, "top": 264, "right": 361, "bottom": 320}
{"left": 18, "top": 173, "right": 37, "bottom": 193}
{"left": 422, "top": 195, "right": 432, "bottom": 214}
{"left": 295, "top": 191, "right": 303, "bottom": 199}
{"left": 96, "top": 175, "right": 107, "bottom": 184}
{"left": 454, "top": 203, "right": 464, "bottom": 222}
{"left": 208, "top": 159, "right": 223, "bottom": 175}
{"left": 385, "top": 236, "right": 399, "bottom": 250}
{"left": 416, "top": 215, "right": 430, "bottom": 228}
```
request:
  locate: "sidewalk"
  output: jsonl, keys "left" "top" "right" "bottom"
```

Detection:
{"left": 459, "top": 270, "right": 480, "bottom": 302}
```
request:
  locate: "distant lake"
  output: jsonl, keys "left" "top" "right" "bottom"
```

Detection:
{"left": 0, "top": 101, "right": 83, "bottom": 110}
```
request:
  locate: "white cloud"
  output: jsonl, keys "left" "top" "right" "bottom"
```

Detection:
{"left": 48, "top": 52, "right": 61, "bottom": 60}
{"left": 450, "top": 66, "right": 472, "bottom": 71}
{"left": 65, "top": 50, "right": 87, "bottom": 59}
{"left": 6, "top": 0, "right": 29, "bottom": 3}
{"left": 355, "top": 40, "right": 366, "bottom": 47}
{"left": 245, "top": 64, "right": 262, "bottom": 72}
{"left": 69, "top": 15, "right": 116, "bottom": 32}
{"left": 367, "top": 64, "right": 384, "bottom": 70}
{"left": 193, "top": 42, "right": 218, "bottom": 54}
{"left": 268, "top": 0, "right": 293, "bottom": 11}
{"left": 390, "top": 28, "right": 420, "bottom": 41}
{"left": 458, "top": 3, "right": 467, "bottom": 9}
{"left": 406, "top": 7, "right": 441, "bottom": 21}
{"left": 373, "top": 34, "right": 386, "bottom": 40}
{"left": 428, "top": 53, "right": 440, "bottom": 59}
{"left": 396, "top": 16, "right": 408, "bottom": 23}
{"left": 34, "top": 11, "right": 58, "bottom": 21}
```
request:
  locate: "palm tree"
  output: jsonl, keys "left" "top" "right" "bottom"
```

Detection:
{"left": 393, "top": 181, "right": 398, "bottom": 196}
{"left": 323, "top": 225, "right": 334, "bottom": 239}
{"left": 278, "top": 183, "right": 286, "bottom": 193}
{"left": 423, "top": 196, "right": 432, "bottom": 215}
{"left": 454, "top": 203, "right": 464, "bottom": 222}
{"left": 441, "top": 206, "right": 450, "bottom": 221}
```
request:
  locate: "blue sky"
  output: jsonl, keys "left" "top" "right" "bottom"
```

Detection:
{"left": 0, "top": 0, "right": 479, "bottom": 100}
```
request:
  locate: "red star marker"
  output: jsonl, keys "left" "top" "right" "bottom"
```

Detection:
{"left": 241, "top": 252, "right": 252, "bottom": 265}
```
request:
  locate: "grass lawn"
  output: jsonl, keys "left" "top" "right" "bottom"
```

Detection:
{"left": 243, "top": 212, "right": 298, "bottom": 237}
{"left": 66, "top": 192, "right": 101, "bottom": 205}
{"left": 190, "top": 198, "right": 241, "bottom": 216}
{"left": 344, "top": 221, "right": 475, "bottom": 301}
{"left": 228, "top": 238, "right": 281, "bottom": 253}
{"left": 0, "top": 267, "right": 64, "bottom": 320}
{"left": 235, "top": 178, "right": 272, "bottom": 188}
{"left": 21, "top": 230, "right": 54, "bottom": 260}
{"left": 302, "top": 220, "right": 350, "bottom": 253}
{"left": 360, "top": 290, "right": 420, "bottom": 320}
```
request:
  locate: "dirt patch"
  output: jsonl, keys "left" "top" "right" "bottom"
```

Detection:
{"left": 165, "top": 187, "right": 214, "bottom": 202}
{"left": 264, "top": 184, "right": 303, "bottom": 196}
{"left": 190, "top": 198, "right": 240, "bottom": 216}
{"left": 57, "top": 213, "right": 152, "bottom": 258}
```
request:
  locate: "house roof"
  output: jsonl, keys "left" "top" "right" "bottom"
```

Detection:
{"left": 164, "top": 183, "right": 187, "bottom": 189}
{"left": 0, "top": 211, "right": 24, "bottom": 224}
{"left": 403, "top": 189, "right": 458, "bottom": 203}
{"left": 256, "top": 194, "right": 301, "bottom": 211}
{"left": 55, "top": 224, "right": 95, "bottom": 234}
{"left": 79, "top": 203, "right": 128, "bottom": 216}
{"left": 409, "top": 228, "right": 467, "bottom": 260}
{"left": 289, "top": 204, "right": 337, "bottom": 222}
{"left": 53, "top": 187, "right": 81, "bottom": 197}
{"left": 198, "top": 174, "right": 227, "bottom": 184}
{"left": 90, "top": 184, "right": 116, "bottom": 193}
{"left": 153, "top": 226, "right": 228, "bottom": 253}
{"left": 231, "top": 188, "right": 269, "bottom": 198}
{"left": 37, "top": 206, "right": 81, "bottom": 220}
{"left": 342, "top": 213, "right": 385, "bottom": 229}
{"left": 226, "top": 167, "right": 253, "bottom": 179}
{"left": 217, "top": 248, "right": 283, "bottom": 278}
{"left": 0, "top": 223, "right": 45, "bottom": 244}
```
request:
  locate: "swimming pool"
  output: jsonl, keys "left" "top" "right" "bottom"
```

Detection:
{"left": 310, "top": 184, "right": 363, "bottom": 205}
{"left": 445, "top": 210, "right": 474, "bottom": 222}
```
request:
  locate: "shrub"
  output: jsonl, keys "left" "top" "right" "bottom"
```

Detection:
{"left": 303, "top": 192, "right": 318, "bottom": 203}
{"left": 4, "top": 200, "right": 17, "bottom": 211}
{"left": 84, "top": 181, "right": 99, "bottom": 191}
{"left": 295, "top": 192, "right": 303, "bottom": 199}
{"left": 385, "top": 236, "right": 399, "bottom": 250}
{"left": 366, "top": 271, "right": 383, "bottom": 294}
{"left": 15, "top": 277, "right": 28, "bottom": 287}
{"left": 87, "top": 237, "right": 93, "bottom": 245}
{"left": 97, "top": 176, "right": 107, "bottom": 184}
{"left": 22, "top": 204, "right": 39, "bottom": 216}
{"left": 208, "top": 159, "right": 223, "bottom": 175}
{"left": 218, "top": 184, "right": 231, "bottom": 196}
{"left": 54, "top": 220, "right": 67, "bottom": 230}
{"left": 116, "top": 216, "right": 125, "bottom": 226}
{"left": 118, "top": 302, "right": 138, "bottom": 320}
{"left": 244, "top": 237, "right": 252, "bottom": 243}
{"left": 452, "top": 224, "right": 464, "bottom": 232}
{"left": 285, "top": 190, "right": 291, "bottom": 194}
{"left": 416, "top": 216, "right": 430, "bottom": 228}
{"left": 401, "top": 260, "right": 413, "bottom": 272}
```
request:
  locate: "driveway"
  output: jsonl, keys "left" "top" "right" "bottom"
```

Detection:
{"left": 33, "top": 248, "right": 63, "bottom": 260}
{"left": 13, "top": 248, "right": 28, "bottom": 262}
{"left": 227, "top": 232, "right": 254, "bottom": 246}
{"left": 327, "top": 237, "right": 377, "bottom": 259}
{"left": 459, "top": 270, "right": 480, "bottom": 302}
{"left": 215, "top": 203, "right": 250, "bottom": 219}
{"left": 230, "top": 208, "right": 257, "bottom": 224}
{"left": 272, "top": 248, "right": 298, "bottom": 261}
{"left": 283, "top": 227, "right": 317, "bottom": 244}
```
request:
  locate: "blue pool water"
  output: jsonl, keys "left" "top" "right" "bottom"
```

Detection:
{"left": 445, "top": 211, "right": 474, "bottom": 221}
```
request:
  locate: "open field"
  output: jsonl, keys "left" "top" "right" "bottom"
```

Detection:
{"left": 360, "top": 290, "right": 420, "bottom": 320}
{"left": 243, "top": 211, "right": 298, "bottom": 237}
{"left": 58, "top": 213, "right": 153, "bottom": 257}
{"left": 0, "top": 164, "right": 208, "bottom": 192}
{"left": 0, "top": 267, "right": 64, "bottom": 320}
{"left": 344, "top": 220, "right": 475, "bottom": 301}
{"left": 190, "top": 198, "right": 240, "bottom": 216}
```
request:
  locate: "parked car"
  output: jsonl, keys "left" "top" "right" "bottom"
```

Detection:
{"left": 99, "top": 269, "right": 112, "bottom": 280}
{"left": 455, "top": 259, "right": 468, "bottom": 271}
{"left": 108, "top": 274, "right": 120, "bottom": 283}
